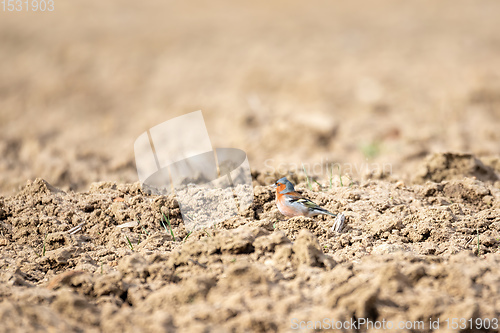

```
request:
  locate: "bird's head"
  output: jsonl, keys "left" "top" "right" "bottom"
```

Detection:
{"left": 272, "top": 177, "right": 295, "bottom": 194}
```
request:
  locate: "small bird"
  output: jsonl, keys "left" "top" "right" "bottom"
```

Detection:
{"left": 273, "top": 177, "right": 337, "bottom": 218}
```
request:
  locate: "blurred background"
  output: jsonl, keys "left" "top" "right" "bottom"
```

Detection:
{"left": 1, "top": 0, "right": 500, "bottom": 194}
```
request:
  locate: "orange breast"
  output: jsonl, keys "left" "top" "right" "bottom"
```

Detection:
{"left": 276, "top": 195, "right": 303, "bottom": 217}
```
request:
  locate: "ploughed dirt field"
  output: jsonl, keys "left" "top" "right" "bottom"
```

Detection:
{"left": 1, "top": 1, "right": 500, "bottom": 332}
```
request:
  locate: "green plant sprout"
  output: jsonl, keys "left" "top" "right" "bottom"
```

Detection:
{"left": 125, "top": 235, "right": 134, "bottom": 251}
{"left": 477, "top": 227, "right": 480, "bottom": 257}
{"left": 346, "top": 174, "right": 354, "bottom": 187}
{"left": 137, "top": 219, "right": 149, "bottom": 236}
{"left": 361, "top": 141, "right": 381, "bottom": 159}
{"left": 329, "top": 164, "right": 333, "bottom": 189}
{"left": 203, "top": 229, "right": 213, "bottom": 238}
{"left": 183, "top": 231, "right": 193, "bottom": 243}
{"left": 338, "top": 165, "right": 343, "bottom": 187}
{"left": 162, "top": 212, "right": 176, "bottom": 241}
{"left": 41, "top": 233, "right": 48, "bottom": 257}
{"left": 302, "top": 164, "right": 313, "bottom": 190}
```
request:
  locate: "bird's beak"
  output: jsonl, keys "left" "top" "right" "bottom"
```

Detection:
{"left": 271, "top": 183, "right": 277, "bottom": 189}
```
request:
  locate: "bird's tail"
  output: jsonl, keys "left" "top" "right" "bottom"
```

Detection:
{"left": 312, "top": 208, "right": 337, "bottom": 217}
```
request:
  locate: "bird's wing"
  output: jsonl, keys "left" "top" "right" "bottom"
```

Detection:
{"left": 286, "top": 196, "right": 321, "bottom": 209}
{"left": 286, "top": 195, "right": 336, "bottom": 216}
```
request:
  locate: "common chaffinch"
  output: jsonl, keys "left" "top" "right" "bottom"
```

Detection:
{"left": 273, "top": 177, "right": 337, "bottom": 218}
